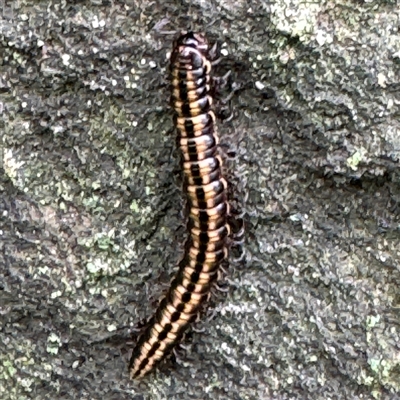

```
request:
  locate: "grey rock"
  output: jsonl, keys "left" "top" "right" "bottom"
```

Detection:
{"left": 1, "top": 1, "right": 400, "bottom": 399}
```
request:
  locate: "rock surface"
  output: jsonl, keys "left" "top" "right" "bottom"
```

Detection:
{"left": 1, "top": 1, "right": 400, "bottom": 399}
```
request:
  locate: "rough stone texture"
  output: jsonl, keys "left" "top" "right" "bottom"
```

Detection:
{"left": 1, "top": 1, "right": 400, "bottom": 399}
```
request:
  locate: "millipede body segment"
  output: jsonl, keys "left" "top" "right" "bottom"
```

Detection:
{"left": 129, "top": 32, "right": 230, "bottom": 379}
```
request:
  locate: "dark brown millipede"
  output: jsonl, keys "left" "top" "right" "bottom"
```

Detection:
{"left": 129, "top": 32, "right": 230, "bottom": 379}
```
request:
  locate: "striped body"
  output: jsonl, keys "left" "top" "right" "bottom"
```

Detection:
{"left": 129, "top": 32, "right": 229, "bottom": 379}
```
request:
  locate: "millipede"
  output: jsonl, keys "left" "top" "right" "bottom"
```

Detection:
{"left": 129, "top": 32, "right": 230, "bottom": 379}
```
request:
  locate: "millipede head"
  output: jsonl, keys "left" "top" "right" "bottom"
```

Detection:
{"left": 174, "top": 31, "right": 208, "bottom": 53}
